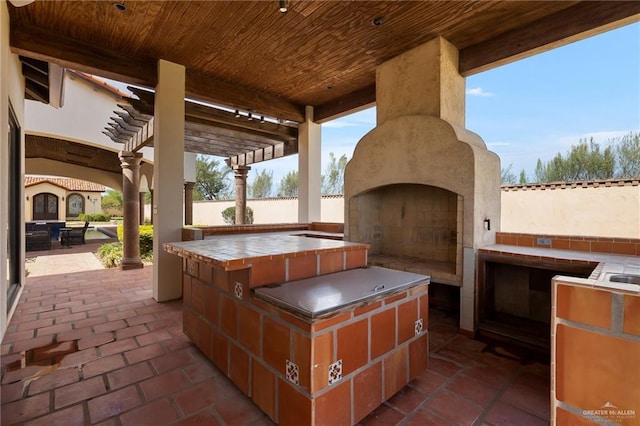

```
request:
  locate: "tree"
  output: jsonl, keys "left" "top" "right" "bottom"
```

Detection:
{"left": 534, "top": 138, "right": 615, "bottom": 182}
{"left": 194, "top": 155, "right": 232, "bottom": 200}
{"left": 614, "top": 132, "right": 640, "bottom": 178}
{"left": 519, "top": 169, "right": 528, "bottom": 184}
{"left": 101, "top": 189, "right": 123, "bottom": 215}
{"left": 501, "top": 164, "right": 517, "bottom": 184}
{"left": 249, "top": 169, "right": 273, "bottom": 198}
{"left": 321, "top": 152, "right": 348, "bottom": 195}
{"left": 278, "top": 170, "right": 298, "bottom": 196}
{"left": 221, "top": 206, "right": 254, "bottom": 225}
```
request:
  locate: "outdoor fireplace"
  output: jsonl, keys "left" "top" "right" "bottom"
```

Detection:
{"left": 344, "top": 37, "right": 501, "bottom": 332}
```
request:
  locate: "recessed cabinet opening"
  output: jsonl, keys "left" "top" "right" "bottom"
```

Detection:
{"left": 478, "top": 254, "right": 593, "bottom": 352}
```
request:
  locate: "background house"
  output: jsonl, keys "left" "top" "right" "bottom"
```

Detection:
{"left": 25, "top": 176, "right": 104, "bottom": 221}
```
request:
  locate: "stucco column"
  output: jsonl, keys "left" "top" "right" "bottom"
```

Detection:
{"left": 119, "top": 151, "right": 143, "bottom": 270}
{"left": 184, "top": 181, "right": 195, "bottom": 225}
{"left": 153, "top": 59, "right": 185, "bottom": 301}
{"left": 149, "top": 189, "right": 154, "bottom": 225}
{"left": 232, "top": 166, "right": 250, "bottom": 224}
{"left": 298, "top": 105, "right": 322, "bottom": 223}
{"left": 138, "top": 192, "right": 145, "bottom": 225}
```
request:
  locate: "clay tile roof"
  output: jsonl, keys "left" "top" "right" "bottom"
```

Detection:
{"left": 25, "top": 176, "right": 105, "bottom": 192}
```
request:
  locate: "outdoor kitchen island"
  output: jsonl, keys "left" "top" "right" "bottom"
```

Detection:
{"left": 164, "top": 230, "right": 430, "bottom": 426}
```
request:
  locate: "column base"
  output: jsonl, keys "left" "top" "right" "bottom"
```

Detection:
{"left": 121, "top": 259, "right": 144, "bottom": 270}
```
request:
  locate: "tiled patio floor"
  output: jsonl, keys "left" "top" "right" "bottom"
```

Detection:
{"left": 2, "top": 247, "right": 550, "bottom": 425}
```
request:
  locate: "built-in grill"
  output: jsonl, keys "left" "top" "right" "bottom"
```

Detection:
{"left": 344, "top": 37, "right": 502, "bottom": 332}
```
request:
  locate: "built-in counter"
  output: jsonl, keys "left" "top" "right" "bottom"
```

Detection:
{"left": 164, "top": 232, "right": 431, "bottom": 425}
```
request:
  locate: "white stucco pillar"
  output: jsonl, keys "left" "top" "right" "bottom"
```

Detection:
{"left": 298, "top": 106, "right": 322, "bottom": 223}
{"left": 152, "top": 59, "right": 185, "bottom": 302}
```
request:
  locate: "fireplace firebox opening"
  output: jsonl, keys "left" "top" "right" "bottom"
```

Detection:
{"left": 349, "top": 183, "right": 462, "bottom": 284}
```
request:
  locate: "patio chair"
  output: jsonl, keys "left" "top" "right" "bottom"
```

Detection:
{"left": 25, "top": 223, "right": 51, "bottom": 251}
{"left": 61, "top": 221, "right": 89, "bottom": 246}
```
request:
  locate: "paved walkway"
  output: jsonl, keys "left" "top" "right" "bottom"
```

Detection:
{"left": 2, "top": 246, "right": 551, "bottom": 425}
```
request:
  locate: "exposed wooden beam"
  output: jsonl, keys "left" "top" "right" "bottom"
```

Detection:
{"left": 313, "top": 84, "right": 376, "bottom": 123}
{"left": 24, "top": 81, "right": 48, "bottom": 103}
{"left": 21, "top": 62, "right": 48, "bottom": 88}
{"left": 459, "top": 1, "right": 640, "bottom": 76}
{"left": 185, "top": 71, "right": 305, "bottom": 123}
{"left": 128, "top": 87, "right": 298, "bottom": 142}
{"left": 11, "top": 22, "right": 155, "bottom": 87}
{"left": 11, "top": 22, "right": 306, "bottom": 122}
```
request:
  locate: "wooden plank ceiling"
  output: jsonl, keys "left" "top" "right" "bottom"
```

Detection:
{"left": 10, "top": 1, "right": 640, "bottom": 126}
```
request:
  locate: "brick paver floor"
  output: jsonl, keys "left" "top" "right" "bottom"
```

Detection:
{"left": 2, "top": 249, "right": 550, "bottom": 425}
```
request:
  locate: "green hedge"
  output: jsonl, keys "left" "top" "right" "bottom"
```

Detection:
{"left": 78, "top": 213, "right": 112, "bottom": 222}
{"left": 98, "top": 225, "right": 154, "bottom": 268}
{"left": 116, "top": 224, "right": 154, "bottom": 258}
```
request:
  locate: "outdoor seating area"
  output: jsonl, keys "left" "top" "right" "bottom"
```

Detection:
{"left": 25, "top": 223, "right": 51, "bottom": 252}
{"left": 60, "top": 221, "right": 90, "bottom": 247}
{"left": 0, "top": 244, "right": 550, "bottom": 425}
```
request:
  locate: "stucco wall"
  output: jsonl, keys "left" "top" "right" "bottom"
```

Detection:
{"left": 24, "top": 183, "right": 102, "bottom": 221}
{"left": 1, "top": 0, "right": 26, "bottom": 340}
{"left": 166, "top": 183, "right": 640, "bottom": 239}
{"left": 145, "top": 196, "right": 345, "bottom": 226}
{"left": 501, "top": 184, "right": 640, "bottom": 238}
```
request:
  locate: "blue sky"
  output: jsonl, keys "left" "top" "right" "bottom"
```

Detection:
{"left": 249, "top": 21, "right": 639, "bottom": 187}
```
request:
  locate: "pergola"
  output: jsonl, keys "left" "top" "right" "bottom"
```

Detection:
{"left": 8, "top": 1, "right": 640, "bottom": 299}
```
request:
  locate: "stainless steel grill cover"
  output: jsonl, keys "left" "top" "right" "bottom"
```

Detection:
{"left": 253, "top": 266, "right": 429, "bottom": 318}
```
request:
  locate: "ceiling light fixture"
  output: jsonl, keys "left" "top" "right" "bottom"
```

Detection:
{"left": 279, "top": 0, "right": 288, "bottom": 13}
{"left": 113, "top": 2, "right": 127, "bottom": 12}
{"left": 372, "top": 16, "right": 384, "bottom": 26}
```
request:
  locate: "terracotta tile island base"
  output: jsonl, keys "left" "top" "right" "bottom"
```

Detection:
{"left": 164, "top": 229, "right": 430, "bottom": 425}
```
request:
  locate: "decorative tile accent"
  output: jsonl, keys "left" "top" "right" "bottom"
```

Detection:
{"left": 286, "top": 359, "right": 299, "bottom": 385}
{"left": 328, "top": 359, "right": 343, "bottom": 385}
{"left": 234, "top": 282, "right": 243, "bottom": 300}
{"left": 414, "top": 318, "right": 424, "bottom": 336}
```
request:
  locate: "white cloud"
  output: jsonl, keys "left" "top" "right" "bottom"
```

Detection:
{"left": 486, "top": 142, "right": 511, "bottom": 148}
{"left": 466, "top": 87, "right": 495, "bottom": 97}
{"left": 323, "top": 121, "right": 357, "bottom": 129}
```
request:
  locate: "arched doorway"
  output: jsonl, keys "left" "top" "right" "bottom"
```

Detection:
{"left": 66, "top": 193, "right": 84, "bottom": 218}
{"left": 33, "top": 192, "right": 58, "bottom": 221}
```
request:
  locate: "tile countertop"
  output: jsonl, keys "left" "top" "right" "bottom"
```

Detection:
{"left": 480, "top": 244, "right": 640, "bottom": 294}
{"left": 163, "top": 231, "right": 368, "bottom": 271}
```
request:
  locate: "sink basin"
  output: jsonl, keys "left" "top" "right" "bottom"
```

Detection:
{"left": 608, "top": 274, "right": 640, "bottom": 285}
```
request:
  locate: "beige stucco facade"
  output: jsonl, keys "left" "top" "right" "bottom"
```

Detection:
{"left": 501, "top": 181, "right": 640, "bottom": 238}
{"left": 24, "top": 181, "right": 103, "bottom": 221}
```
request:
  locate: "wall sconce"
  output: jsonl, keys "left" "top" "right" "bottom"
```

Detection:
{"left": 62, "top": 196, "right": 65, "bottom": 201}
{"left": 234, "top": 109, "right": 240, "bottom": 118}
{"left": 25, "top": 196, "right": 29, "bottom": 201}
{"left": 278, "top": 0, "right": 288, "bottom": 13}
{"left": 87, "top": 195, "right": 91, "bottom": 200}
{"left": 247, "top": 112, "right": 253, "bottom": 121}
{"left": 483, "top": 218, "right": 491, "bottom": 231}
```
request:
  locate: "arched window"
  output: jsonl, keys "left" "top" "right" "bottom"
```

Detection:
{"left": 67, "top": 193, "right": 84, "bottom": 217}
{"left": 33, "top": 192, "right": 59, "bottom": 221}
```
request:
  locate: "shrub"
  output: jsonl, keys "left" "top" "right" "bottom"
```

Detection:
{"left": 78, "top": 213, "right": 112, "bottom": 222}
{"left": 221, "top": 206, "right": 254, "bottom": 225}
{"left": 101, "top": 225, "right": 154, "bottom": 268}
{"left": 97, "top": 242, "right": 123, "bottom": 268}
